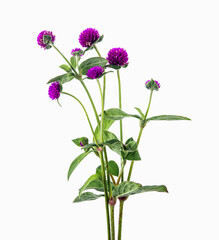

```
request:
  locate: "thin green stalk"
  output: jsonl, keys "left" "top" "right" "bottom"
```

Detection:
{"left": 117, "top": 69, "right": 124, "bottom": 182}
{"left": 110, "top": 205, "right": 115, "bottom": 240}
{"left": 80, "top": 79, "right": 100, "bottom": 127}
{"left": 127, "top": 89, "right": 154, "bottom": 181}
{"left": 93, "top": 44, "right": 106, "bottom": 107}
{"left": 51, "top": 44, "right": 78, "bottom": 76}
{"left": 118, "top": 200, "right": 124, "bottom": 240}
{"left": 99, "top": 151, "right": 111, "bottom": 240}
{"left": 61, "top": 92, "right": 97, "bottom": 144}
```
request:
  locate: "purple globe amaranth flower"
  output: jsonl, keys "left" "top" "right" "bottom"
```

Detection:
{"left": 145, "top": 79, "right": 160, "bottom": 91}
{"left": 79, "top": 28, "right": 100, "bottom": 47}
{"left": 71, "top": 48, "right": 83, "bottom": 57}
{"left": 37, "top": 30, "right": 55, "bottom": 50}
{"left": 87, "top": 66, "right": 104, "bottom": 79}
{"left": 106, "top": 48, "right": 128, "bottom": 66}
{"left": 48, "top": 82, "right": 61, "bottom": 100}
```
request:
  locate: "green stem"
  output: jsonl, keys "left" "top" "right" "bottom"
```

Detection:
{"left": 117, "top": 69, "right": 124, "bottom": 182}
{"left": 99, "top": 151, "right": 111, "bottom": 240}
{"left": 80, "top": 79, "right": 100, "bottom": 127}
{"left": 118, "top": 200, "right": 124, "bottom": 240}
{"left": 61, "top": 92, "right": 98, "bottom": 144}
{"left": 127, "top": 89, "right": 154, "bottom": 181}
{"left": 51, "top": 44, "right": 78, "bottom": 76}
{"left": 110, "top": 205, "right": 115, "bottom": 240}
{"left": 93, "top": 44, "right": 106, "bottom": 107}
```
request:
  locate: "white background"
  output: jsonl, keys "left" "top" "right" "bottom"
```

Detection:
{"left": 1, "top": 0, "right": 219, "bottom": 239}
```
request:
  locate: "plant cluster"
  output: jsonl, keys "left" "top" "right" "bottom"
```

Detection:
{"left": 38, "top": 28, "right": 190, "bottom": 240}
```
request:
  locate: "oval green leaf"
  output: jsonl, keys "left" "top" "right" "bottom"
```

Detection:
{"left": 112, "top": 181, "right": 142, "bottom": 198}
{"left": 79, "top": 57, "right": 108, "bottom": 75}
{"left": 108, "top": 160, "right": 119, "bottom": 177}
{"left": 146, "top": 115, "right": 191, "bottom": 121}
{"left": 104, "top": 108, "right": 141, "bottom": 120}
{"left": 79, "top": 174, "right": 100, "bottom": 197}
{"left": 59, "top": 64, "right": 72, "bottom": 72}
{"left": 73, "top": 192, "right": 104, "bottom": 203}
{"left": 67, "top": 151, "right": 92, "bottom": 180}
{"left": 47, "top": 73, "right": 74, "bottom": 84}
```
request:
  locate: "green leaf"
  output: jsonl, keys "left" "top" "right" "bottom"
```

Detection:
{"left": 47, "top": 73, "right": 74, "bottom": 84}
{"left": 108, "top": 160, "right": 119, "bottom": 176}
{"left": 43, "top": 35, "right": 52, "bottom": 44}
{"left": 94, "top": 119, "right": 115, "bottom": 142}
{"left": 59, "top": 64, "right": 72, "bottom": 72}
{"left": 134, "top": 185, "right": 168, "bottom": 194}
{"left": 96, "top": 35, "right": 104, "bottom": 43}
{"left": 105, "top": 64, "right": 121, "bottom": 70}
{"left": 112, "top": 181, "right": 142, "bottom": 198}
{"left": 70, "top": 56, "right": 77, "bottom": 69}
{"left": 146, "top": 115, "right": 191, "bottom": 121}
{"left": 72, "top": 137, "right": 88, "bottom": 147}
{"left": 104, "top": 108, "right": 141, "bottom": 120}
{"left": 79, "top": 57, "right": 108, "bottom": 75}
{"left": 79, "top": 174, "right": 100, "bottom": 197}
{"left": 73, "top": 192, "right": 104, "bottom": 203}
{"left": 121, "top": 63, "right": 129, "bottom": 68}
{"left": 82, "top": 143, "right": 99, "bottom": 151}
{"left": 81, "top": 178, "right": 104, "bottom": 192}
{"left": 125, "top": 150, "right": 141, "bottom": 161}
{"left": 134, "top": 107, "right": 144, "bottom": 118}
{"left": 83, "top": 35, "right": 104, "bottom": 53}
{"left": 104, "top": 139, "right": 123, "bottom": 156}
{"left": 67, "top": 151, "right": 92, "bottom": 180}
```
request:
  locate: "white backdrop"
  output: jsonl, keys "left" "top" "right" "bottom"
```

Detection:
{"left": 1, "top": 0, "right": 219, "bottom": 239}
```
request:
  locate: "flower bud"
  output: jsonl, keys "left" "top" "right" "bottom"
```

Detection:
{"left": 145, "top": 79, "right": 160, "bottom": 91}
{"left": 109, "top": 197, "right": 117, "bottom": 206}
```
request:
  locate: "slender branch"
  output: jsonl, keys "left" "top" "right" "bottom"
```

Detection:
{"left": 118, "top": 200, "right": 124, "bottom": 240}
{"left": 127, "top": 89, "right": 154, "bottom": 181}
{"left": 51, "top": 44, "right": 78, "bottom": 76}
{"left": 61, "top": 92, "right": 98, "bottom": 144}
{"left": 110, "top": 205, "right": 115, "bottom": 240}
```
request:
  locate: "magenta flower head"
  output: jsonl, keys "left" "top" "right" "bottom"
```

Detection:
{"left": 71, "top": 48, "right": 83, "bottom": 57}
{"left": 106, "top": 48, "right": 128, "bottom": 66}
{"left": 37, "top": 30, "right": 55, "bottom": 50}
{"left": 48, "top": 82, "right": 61, "bottom": 100}
{"left": 145, "top": 79, "right": 160, "bottom": 91}
{"left": 87, "top": 66, "right": 104, "bottom": 79}
{"left": 79, "top": 28, "right": 100, "bottom": 47}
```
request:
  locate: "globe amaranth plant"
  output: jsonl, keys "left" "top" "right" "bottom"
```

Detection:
{"left": 37, "top": 28, "right": 191, "bottom": 240}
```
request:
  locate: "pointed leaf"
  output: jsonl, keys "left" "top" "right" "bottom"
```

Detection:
{"left": 134, "top": 185, "right": 168, "bottom": 194}
{"left": 112, "top": 181, "right": 142, "bottom": 198}
{"left": 104, "top": 139, "right": 123, "bottom": 155}
{"left": 72, "top": 137, "right": 88, "bottom": 147}
{"left": 47, "top": 73, "right": 74, "bottom": 84}
{"left": 104, "top": 108, "right": 141, "bottom": 120}
{"left": 67, "top": 151, "right": 92, "bottom": 180}
{"left": 94, "top": 119, "right": 115, "bottom": 141}
{"left": 79, "top": 174, "right": 100, "bottom": 196}
{"left": 73, "top": 192, "right": 104, "bottom": 203}
{"left": 70, "top": 56, "right": 77, "bottom": 69}
{"left": 79, "top": 57, "right": 107, "bottom": 75}
{"left": 134, "top": 107, "right": 144, "bottom": 118}
{"left": 82, "top": 179, "right": 104, "bottom": 192}
{"left": 59, "top": 64, "right": 72, "bottom": 72}
{"left": 146, "top": 115, "right": 191, "bottom": 121}
{"left": 108, "top": 160, "right": 119, "bottom": 176}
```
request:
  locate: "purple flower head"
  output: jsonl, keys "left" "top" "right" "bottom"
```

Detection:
{"left": 106, "top": 48, "right": 128, "bottom": 66}
{"left": 145, "top": 79, "right": 160, "bottom": 91}
{"left": 87, "top": 66, "right": 104, "bottom": 79}
{"left": 48, "top": 82, "right": 61, "bottom": 100}
{"left": 37, "top": 30, "right": 55, "bottom": 50}
{"left": 79, "top": 28, "right": 100, "bottom": 47}
{"left": 71, "top": 48, "right": 83, "bottom": 57}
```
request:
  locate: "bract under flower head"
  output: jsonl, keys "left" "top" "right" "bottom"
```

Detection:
{"left": 79, "top": 28, "right": 100, "bottom": 48}
{"left": 71, "top": 48, "right": 83, "bottom": 57}
{"left": 106, "top": 48, "right": 128, "bottom": 66}
{"left": 48, "top": 82, "right": 61, "bottom": 100}
{"left": 145, "top": 79, "right": 160, "bottom": 91}
{"left": 87, "top": 66, "right": 104, "bottom": 79}
{"left": 37, "top": 30, "right": 55, "bottom": 50}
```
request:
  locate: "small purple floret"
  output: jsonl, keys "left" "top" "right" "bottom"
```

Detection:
{"left": 80, "top": 142, "right": 84, "bottom": 147}
{"left": 145, "top": 79, "right": 161, "bottom": 89}
{"left": 87, "top": 66, "right": 104, "bottom": 79}
{"left": 106, "top": 48, "right": 128, "bottom": 66}
{"left": 79, "top": 28, "right": 100, "bottom": 47}
{"left": 37, "top": 30, "right": 55, "bottom": 50}
{"left": 71, "top": 48, "right": 83, "bottom": 56}
{"left": 48, "top": 82, "right": 61, "bottom": 100}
